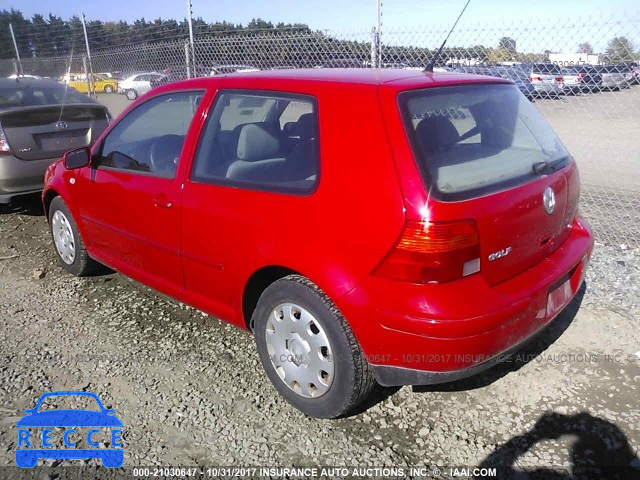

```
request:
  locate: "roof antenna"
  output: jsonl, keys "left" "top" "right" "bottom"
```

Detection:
{"left": 424, "top": 0, "right": 472, "bottom": 73}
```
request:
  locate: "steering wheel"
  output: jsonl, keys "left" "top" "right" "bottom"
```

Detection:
{"left": 149, "top": 135, "right": 184, "bottom": 175}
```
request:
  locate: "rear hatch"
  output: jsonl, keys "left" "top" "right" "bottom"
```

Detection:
{"left": 399, "top": 82, "right": 578, "bottom": 285}
{"left": 0, "top": 104, "right": 109, "bottom": 160}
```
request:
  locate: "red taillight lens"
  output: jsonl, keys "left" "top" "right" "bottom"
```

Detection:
{"left": 0, "top": 122, "right": 10, "bottom": 155}
{"left": 374, "top": 220, "right": 481, "bottom": 284}
{"left": 555, "top": 76, "right": 564, "bottom": 83}
{"left": 529, "top": 76, "right": 543, "bottom": 82}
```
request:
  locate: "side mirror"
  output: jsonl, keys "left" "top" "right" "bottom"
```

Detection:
{"left": 63, "top": 147, "right": 91, "bottom": 170}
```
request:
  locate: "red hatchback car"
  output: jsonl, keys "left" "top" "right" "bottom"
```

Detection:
{"left": 42, "top": 69, "right": 593, "bottom": 418}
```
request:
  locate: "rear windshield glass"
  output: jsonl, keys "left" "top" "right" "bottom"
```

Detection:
{"left": 0, "top": 85, "right": 90, "bottom": 109}
{"left": 533, "top": 64, "right": 562, "bottom": 75}
{"left": 399, "top": 83, "right": 569, "bottom": 201}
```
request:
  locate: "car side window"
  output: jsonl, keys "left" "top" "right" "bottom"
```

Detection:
{"left": 191, "top": 91, "right": 319, "bottom": 194}
{"left": 98, "top": 90, "right": 204, "bottom": 178}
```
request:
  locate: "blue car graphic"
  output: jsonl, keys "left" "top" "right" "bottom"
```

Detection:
{"left": 15, "top": 391, "right": 124, "bottom": 468}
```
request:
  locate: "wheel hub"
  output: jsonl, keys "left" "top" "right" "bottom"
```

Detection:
{"left": 265, "top": 302, "right": 335, "bottom": 398}
{"left": 287, "top": 333, "right": 311, "bottom": 367}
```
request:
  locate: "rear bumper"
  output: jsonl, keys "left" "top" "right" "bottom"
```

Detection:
{"left": 340, "top": 216, "right": 594, "bottom": 386}
{"left": 532, "top": 83, "right": 563, "bottom": 95}
{"left": 0, "top": 154, "right": 58, "bottom": 203}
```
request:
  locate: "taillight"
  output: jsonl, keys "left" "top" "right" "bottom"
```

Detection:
{"left": 374, "top": 220, "right": 481, "bottom": 284}
{"left": 0, "top": 122, "right": 10, "bottom": 155}
{"left": 529, "top": 76, "right": 543, "bottom": 82}
{"left": 555, "top": 76, "right": 564, "bottom": 83}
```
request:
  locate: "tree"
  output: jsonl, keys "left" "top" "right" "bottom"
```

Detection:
{"left": 498, "top": 36, "right": 516, "bottom": 55}
{"left": 604, "top": 37, "right": 636, "bottom": 63}
{"left": 577, "top": 42, "right": 593, "bottom": 54}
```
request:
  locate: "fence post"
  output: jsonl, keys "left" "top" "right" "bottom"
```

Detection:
{"left": 370, "top": 27, "right": 378, "bottom": 68}
{"left": 81, "top": 13, "right": 95, "bottom": 97}
{"left": 9, "top": 23, "right": 23, "bottom": 76}
{"left": 186, "top": 0, "right": 196, "bottom": 70}
{"left": 185, "top": 42, "right": 192, "bottom": 79}
{"left": 82, "top": 54, "right": 92, "bottom": 97}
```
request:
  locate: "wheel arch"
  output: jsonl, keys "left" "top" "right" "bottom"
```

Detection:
{"left": 242, "top": 265, "right": 301, "bottom": 332}
{"left": 42, "top": 188, "right": 60, "bottom": 220}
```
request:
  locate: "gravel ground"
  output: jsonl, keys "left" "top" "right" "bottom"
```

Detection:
{"left": 0, "top": 196, "right": 639, "bottom": 479}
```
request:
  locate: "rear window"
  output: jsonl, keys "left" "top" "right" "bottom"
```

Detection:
{"left": 399, "top": 83, "right": 569, "bottom": 201}
{"left": 0, "top": 85, "right": 90, "bottom": 108}
{"left": 533, "top": 64, "right": 561, "bottom": 75}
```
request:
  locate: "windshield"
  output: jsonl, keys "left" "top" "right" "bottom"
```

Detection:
{"left": 36, "top": 395, "right": 101, "bottom": 412}
{"left": 399, "top": 83, "right": 569, "bottom": 201}
{"left": 0, "top": 85, "right": 91, "bottom": 108}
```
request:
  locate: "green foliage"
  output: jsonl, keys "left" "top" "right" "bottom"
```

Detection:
{"left": 0, "top": 9, "right": 312, "bottom": 59}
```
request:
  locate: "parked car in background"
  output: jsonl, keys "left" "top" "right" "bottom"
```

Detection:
{"left": 7, "top": 74, "right": 43, "bottom": 80}
{"left": 150, "top": 66, "right": 210, "bottom": 88}
{"left": 319, "top": 58, "right": 366, "bottom": 68}
{"left": 493, "top": 66, "right": 536, "bottom": 100}
{"left": 210, "top": 65, "right": 260, "bottom": 75}
{"left": 560, "top": 65, "right": 602, "bottom": 93}
{"left": 527, "top": 63, "right": 564, "bottom": 97}
{"left": 0, "top": 78, "right": 110, "bottom": 203}
{"left": 43, "top": 69, "right": 592, "bottom": 418}
{"left": 68, "top": 74, "right": 119, "bottom": 94}
{"left": 454, "top": 66, "right": 536, "bottom": 100}
{"left": 118, "top": 72, "right": 164, "bottom": 100}
{"left": 593, "top": 65, "right": 629, "bottom": 91}
{"left": 560, "top": 67, "right": 582, "bottom": 94}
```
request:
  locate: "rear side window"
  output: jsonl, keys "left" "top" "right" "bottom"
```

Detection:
{"left": 190, "top": 91, "right": 319, "bottom": 194}
{"left": 399, "top": 83, "right": 569, "bottom": 201}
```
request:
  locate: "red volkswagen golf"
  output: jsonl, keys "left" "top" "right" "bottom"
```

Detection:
{"left": 42, "top": 69, "right": 593, "bottom": 418}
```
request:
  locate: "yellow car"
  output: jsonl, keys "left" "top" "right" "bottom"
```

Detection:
{"left": 68, "top": 74, "right": 118, "bottom": 94}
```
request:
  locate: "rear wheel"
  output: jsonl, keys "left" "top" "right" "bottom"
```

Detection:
{"left": 253, "top": 275, "right": 375, "bottom": 418}
{"left": 126, "top": 89, "right": 138, "bottom": 100}
{"left": 104, "top": 85, "right": 114, "bottom": 93}
{"left": 49, "top": 196, "right": 101, "bottom": 276}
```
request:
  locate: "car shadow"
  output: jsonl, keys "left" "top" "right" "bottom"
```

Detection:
{"left": 475, "top": 411, "right": 640, "bottom": 479}
{"left": 0, "top": 193, "right": 44, "bottom": 216}
{"left": 412, "top": 281, "right": 586, "bottom": 394}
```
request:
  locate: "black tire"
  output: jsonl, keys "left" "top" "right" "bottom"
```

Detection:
{"left": 253, "top": 274, "right": 376, "bottom": 418}
{"left": 48, "top": 196, "right": 101, "bottom": 276}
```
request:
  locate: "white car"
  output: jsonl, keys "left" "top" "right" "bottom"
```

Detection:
{"left": 7, "top": 74, "right": 42, "bottom": 80}
{"left": 118, "top": 72, "right": 164, "bottom": 100}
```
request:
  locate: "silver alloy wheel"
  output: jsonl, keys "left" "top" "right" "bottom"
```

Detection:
{"left": 265, "top": 302, "right": 335, "bottom": 398}
{"left": 126, "top": 89, "right": 137, "bottom": 100}
{"left": 52, "top": 210, "right": 76, "bottom": 265}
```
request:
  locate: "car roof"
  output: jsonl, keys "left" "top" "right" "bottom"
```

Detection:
{"left": 0, "top": 77, "right": 66, "bottom": 88}
{"left": 163, "top": 68, "right": 511, "bottom": 90}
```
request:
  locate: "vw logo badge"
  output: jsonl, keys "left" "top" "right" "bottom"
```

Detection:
{"left": 543, "top": 187, "right": 556, "bottom": 215}
{"left": 55, "top": 121, "right": 68, "bottom": 130}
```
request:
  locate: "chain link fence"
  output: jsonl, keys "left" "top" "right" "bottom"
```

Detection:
{"left": 1, "top": 12, "right": 639, "bottom": 246}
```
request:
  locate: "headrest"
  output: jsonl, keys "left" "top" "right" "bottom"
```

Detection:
{"left": 296, "top": 113, "right": 316, "bottom": 140}
{"left": 415, "top": 115, "right": 459, "bottom": 152}
{"left": 236, "top": 123, "right": 280, "bottom": 162}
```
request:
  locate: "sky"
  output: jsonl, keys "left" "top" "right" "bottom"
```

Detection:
{"left": 4, "top": 0, "right": 640, "bottom": 53}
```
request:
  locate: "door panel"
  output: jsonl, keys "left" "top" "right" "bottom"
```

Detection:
{"left": 73, "top": 90, "right": 206, "bottom": 297}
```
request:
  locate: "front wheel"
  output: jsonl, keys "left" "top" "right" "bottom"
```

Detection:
{"left": 49, "top": 196, "right": 101, "bottom": 276}
{"left": 253, "top": 275, "right": 375, "bottom": 418}
{"left": 126, "top": 89, "right": 138, "bottom": 100}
